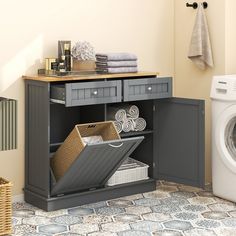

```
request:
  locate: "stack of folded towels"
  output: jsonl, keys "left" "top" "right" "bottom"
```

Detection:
{"left": 96, "top": 53, "right": 138, "bottom": 73}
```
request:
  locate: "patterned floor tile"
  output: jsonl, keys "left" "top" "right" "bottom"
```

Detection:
{"left": 184, "top": 228, "right": 216, "bottom": 236}
{"left": 118, "top": 230, "right": 151, "bottom": 236}
{"left": 188, "top": 196, "right": 216, "bottom": 205}
{"left": 142, "top": 212, "right": 171, "bottom": 222}
{"left": 11, "top": 181, "right": 236, "bottom": 236}
{"left": 161, "top": 197, "right": 189, "bottom": 206}
{"left": 197, "top": 191, "right": 215, "bottom": 198}
{"left": 12, "top": 202, "right": 38, "bottom": 211}
{"left": 125, "top": 206, "right": 152, "bottom": 215}
{"left": 153, "top": 229, "right": 183, "bottom": 236}
{"left": 194, "top": 219, "right": 221, "bottom": 228}
{"left": 101, "top": 222, "right": 130, "bottom": 232}
{"left": 36, "top": 209, "right": 68, "bottom": 217}
{"left": 68, "top": 207, "right": 94, "bottom": 216}
{"left": 157, "top": 185, "right": 179, "bottom": 193}
{"left": 82, "top": 201, "right": 107, "bottom": 209}
{"left": 222, "top": 217, "right": 236, "bottom": 227}
{"left": 52, "top": 215, "right": 83, "bottom": 225}
{"left": 182, "top": 204, "right": 207, "bottom": 212}
{"left": 108, "top": 199, "right": 133, "bottom": 207}
{"left": 131, "top": 220, "right": 163, "bottom": 232}
{"left": 178, "top": 185, "right": 201, "bottom": 193}
{"left": 134, "top": 198, "right": 161, "bottom": 207}
{"left": 143, "top": 191, "right": 170, "bottom": 199}
{"left": 22, "top": 216, "right": 52, "bottom": 226}
{"left": 163, "top": 220, "right": 192, "bottom": 231}
{"left": 88, "top": 232, "right": 117, "bottom": 236}
{"left": 70, "top": 223, "right": 99, "bottom": 234}
{"left": 202, "top": 211, "right": 229, "bottom": 220}
{"left": 113, "top": 213, "right": 141, "bottom": 222}
{"left": 12, "top": 217, "right": 22, "bottom": 226}
{"left": 228, "top": 210, "right": 236, "bottom": 217}
{"left": 208, "top": 202, "right": 236, "bottom": 212}
{"left": 37, "top": 224, "right": 68, "bottom": 234}
{"left": 117, "top": 194, "right": 143, "bottom": 201}
{"left": 83, "top": 214, "right": 113, "bottom": 224}
{"left": 13, "top": 225, "right": 36, "bottom": 235}
{"left": 170, "top": 191, "right": 196, "bottom": 199}
{"left": 95, "top": 206, "right": 125, "bottom": 216}
{"left": 13, "top": 209, "right": 35, "bottom": 218}
{"left": 214, "top": 228, "right": 236, "bottom": 236}
{"left": 173, "top": 212, "right": 198, "bottom": 220}
{"left": 58, "top": 233, "right": 83, "bottom": 236}
{"left": 152, "top": 204, "right": 181, "bottom": 214}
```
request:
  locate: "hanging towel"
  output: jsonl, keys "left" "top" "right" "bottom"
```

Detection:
{"left": 188, "top": 4, "right": 214, "bottom": 70}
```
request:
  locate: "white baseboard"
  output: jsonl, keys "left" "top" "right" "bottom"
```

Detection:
{"left": 13, "top": 194, "right": 24, "bottom": 203}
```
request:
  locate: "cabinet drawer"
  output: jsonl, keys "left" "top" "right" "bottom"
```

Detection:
{"left": 123, "top": 77, "right": 172, "bottom": 102}
{"left": 51, "top": 81, "right": 122, "bottom": 106}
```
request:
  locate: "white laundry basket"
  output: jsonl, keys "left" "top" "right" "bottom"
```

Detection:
{"left": 107, "top": 158, "right": 149, "bottom": 186}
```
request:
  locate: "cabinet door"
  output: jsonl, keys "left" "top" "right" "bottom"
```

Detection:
{"left": 154, "top": 98, "right": 205, "bottom": 188}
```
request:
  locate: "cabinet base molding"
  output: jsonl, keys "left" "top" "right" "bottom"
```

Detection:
{"left": 24, "top": 179, "right": 156, "bottom": 211}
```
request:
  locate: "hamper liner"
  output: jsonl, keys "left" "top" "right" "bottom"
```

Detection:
{"left": 0, "top": 178, "right": 12, "bottom": 236}
{"left": 107, "top": 158, "right": 149, "bottom": 186}
{"left": 50, "top": 121, "right": 144, "bottom": 196}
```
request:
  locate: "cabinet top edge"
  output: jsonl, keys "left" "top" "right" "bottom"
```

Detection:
{"left": 22, "top": 72, "right": 159, "bottom": 82}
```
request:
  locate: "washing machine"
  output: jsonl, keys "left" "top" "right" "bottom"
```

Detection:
{"left": 211, "top": 75, "right": 236, "bottom": 202}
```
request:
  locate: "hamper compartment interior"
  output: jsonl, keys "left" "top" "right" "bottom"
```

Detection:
{"left": 50, "top": 103, "right": 105, "bottom": 152}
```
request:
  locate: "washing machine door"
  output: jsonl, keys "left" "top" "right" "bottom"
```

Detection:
{"left": 215, "top": 105, "right": 236, "bottom": 173}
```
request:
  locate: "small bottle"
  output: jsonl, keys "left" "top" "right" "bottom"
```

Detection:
{"left": 57, "top": 56, "right": 67, "bottom": 75}
{"left": 64, "top": 43, "right": 71, "bottom": 71}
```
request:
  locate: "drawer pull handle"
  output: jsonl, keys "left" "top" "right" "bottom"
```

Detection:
{"left": 147, "top": 86, "right": 152, "bottom": 91}
{"left": 93, "top": 90, "right": 98, "bottom": 95}
{"left": 109, "top": 143, "right": 124, "bottom": 148}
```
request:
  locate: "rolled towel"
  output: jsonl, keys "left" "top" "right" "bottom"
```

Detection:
{"left": 113, "top": 121, "right": 122, "bottom": 134}
{"left": 134, "top": 118, "right": 146, "bottom": 131}
{"left": 124, "top": 105, "right": 139, "bottom": 119}
{"left": 96, "top": 60, "right": 138, "bottom": 68}
{"left": 96, "top": 53, "right": 137, "bottom": 61}
{"left": 122, "top": 118, "right": 134, "bottom": 133}
{"left": 97, "top": 67, "right": 138, "bottom": 74}
{"left": 107, "top": 107, "right": 126, "bottom": 122}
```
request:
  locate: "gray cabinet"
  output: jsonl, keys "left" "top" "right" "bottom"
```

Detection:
{"left": 123, "top": 77, "right": 172, "bottom": 102}
{"left": 24, "top": 75, "right": 205, "bottom": 211}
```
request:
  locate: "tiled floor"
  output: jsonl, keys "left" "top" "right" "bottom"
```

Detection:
{"left": 11, "top": 181, "right": 236, "bottom": 235}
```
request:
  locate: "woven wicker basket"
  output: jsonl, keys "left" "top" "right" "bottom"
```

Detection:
{"left": 0, "top": 178, "right": 12, "bottom": 236}
{"left": 51, "top": 121, "right": 120, "bottom": 181}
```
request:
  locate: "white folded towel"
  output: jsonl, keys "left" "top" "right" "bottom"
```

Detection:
{"left": 188, "top": 4, "right": 214, "bottom": 70}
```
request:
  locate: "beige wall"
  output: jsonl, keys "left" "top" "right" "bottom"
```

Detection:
{"left": 225, "top": 0, "right": 236, "bottom": 74}
{"left": 0, "top": 0, "right": 174, "bottom": 195}
{"left": 174, "top": 0, "right": 226, "bottom": 182}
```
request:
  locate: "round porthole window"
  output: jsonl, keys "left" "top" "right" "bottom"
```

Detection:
{"left": 225, "top": 117, "right": 236, "bottom": 161}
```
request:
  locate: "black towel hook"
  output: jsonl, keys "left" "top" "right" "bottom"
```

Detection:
{"left": 186, "top": 2, "right": 208, "bottom": 9}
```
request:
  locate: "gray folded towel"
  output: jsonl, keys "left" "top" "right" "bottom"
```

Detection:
{"left": 188, "top": 4, "right": 214, "bottom": 70}
{"left": 96, "top": 60, "right": 137, "bottom": 68}
{"left": 96, "top": 53, "right": 137, "bottom": 61}
{"left": 98, "top": 67, "right": 138, "bottom": 74}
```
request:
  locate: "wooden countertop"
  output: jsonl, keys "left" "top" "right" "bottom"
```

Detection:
{"left": 23, "top": 71, "right": 159, "bottom": 82}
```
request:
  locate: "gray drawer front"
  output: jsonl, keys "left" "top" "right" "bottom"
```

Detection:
{"left": 66, "top": 81, "right": 122, "bottom": 106}
{"left": 123, "top": 77, "right": 172, "bottom": 102}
